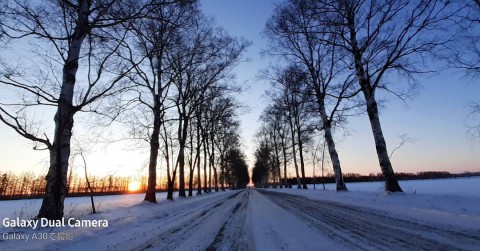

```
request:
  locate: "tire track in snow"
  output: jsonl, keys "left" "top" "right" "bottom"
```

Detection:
{"left": 104, "top": 191, "right": 242, "bottom": 251}
{"left": 259, "top": 190, "right": 480, "bottom": 251}
{"left": 134, "top": 190, "right": 250, "bottom": 251}
{"left": 206, "top": 189, "right": 252, "bottom": 251}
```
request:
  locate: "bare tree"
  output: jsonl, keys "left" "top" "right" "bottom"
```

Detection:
{"left": 77, "top": 147, "right": 96, "bottom": 214}
{"left": 264, "top": 69, "right": 314, "bottom": 189}
{"left": 161, "top": 118, "right": 178, "bottom": 200}
{"left": 445, "top": 2, "right": 480, "bottom": 72}
{"left": 445, "top": 2, "right": 480, "bottom": 138}
{"left": 216, "top": 119, "right": 241, "bottom": 190}
{"left": 265, "top": 0, "right": 362, "bottom": 191}
{"left": 0, "top": 0, "right": 174, "bottom": 219}
{"left": 311, "top": 0, "right": 457, "bottom": 192}
{"left": 117, "top": 1, "right": 197, "bottom": 203}
{"left": 0, "top": 1, "right": 134, "bottom": 219}
{"left": 167, "top": 17, "right": 247, "bottom": 197}
{"left": 252, "top": 140, "right": 274, "bottom": 188}
{"left": 467, "top": 102, "right": 480, "bottom": 138}
{"left": 207, "top": 96, "right": 242, "bottom": 191}
{"left": 260, "top": 107, "right": 284, "bottom": 188}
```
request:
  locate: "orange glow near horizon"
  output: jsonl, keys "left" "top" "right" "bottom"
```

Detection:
{"left": 128, "top": 181, "right": 141, "bottom": 192}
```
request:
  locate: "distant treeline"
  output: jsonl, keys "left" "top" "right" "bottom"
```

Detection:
{"left": 284, "top": 171, "right": 480, "bottom": 186}
{"left": 0, "top": 170, "right": 234, "bottom": 200}
{"left": 2, "top": 170, "right": 478, "bottom": 199}
{"left": 0, "top": 172, "right": 175, "bottom": 200}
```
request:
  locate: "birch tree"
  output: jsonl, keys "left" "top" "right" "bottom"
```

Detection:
{"left": 317, "top": 0, "right": 457, "bottom": 191}
{"left": 265, "top": 0, "right": 360, "bottom": 191}
{"left": 0, "top": 0, "right": 173, "bottom": 219}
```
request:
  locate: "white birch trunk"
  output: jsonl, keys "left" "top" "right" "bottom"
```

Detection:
{"left": 364, "top": 93, "right": 403, "bottom": 192}
{"left": 348, "top": 18, "right": 402, "bottom": 192}
{"left": 37, "top": 1, "right": 89, "bottom": 220}
{"left": 318, "top": 101, "right": 348, "bottom": 191}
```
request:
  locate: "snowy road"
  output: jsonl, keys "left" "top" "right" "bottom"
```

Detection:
{"left": 2, "top": 188, "right": 480, "bottom": 251}
{"left": 117, "top": 189, "right": 480, "bottom": 251}
{"left": 134, "top": 190, "right": 252, "bottom": 251}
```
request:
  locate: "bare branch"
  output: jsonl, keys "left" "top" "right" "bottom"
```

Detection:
{"left": 389, "top": 134, "right": 414, "bottom": 159}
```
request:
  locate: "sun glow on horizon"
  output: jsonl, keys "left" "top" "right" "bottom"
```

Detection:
{"left": 128, "top": 181, "right": 141, "bottom": 192}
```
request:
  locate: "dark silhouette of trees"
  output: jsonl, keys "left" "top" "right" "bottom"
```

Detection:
{"left": 158, "top": 13, "right": 247, "bottom": 198}
{"left": 119, "top": 1, "right": 198, "bottom": 203}
{"left": 224, "top": 148, "right": 250, "bottom": 189}
{"left": 0, "top": 171, "right": 147, "bottom": 200}
{"left": 446, "top": 1, "right": 480, "bottom": 77}
{"left": 252, "top": 142, "right": 273, "bottom": 188}
{"left": 0, "top": 0, "right": 182, "bottom": 219}
{"left": 444, "top": 2, "right": 480, "bottom": 138}
{"left": 259, "top": 107, "right": 284, "bottom": 188}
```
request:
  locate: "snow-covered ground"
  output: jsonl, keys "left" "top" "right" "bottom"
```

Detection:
{"left": 304, "top": 177, "right": 480, "bottom": 229}
{"left": 0, "top": 191, "right": 180, "bottom": 221}
{"left": 1, "top": 177, "right": 479, "bottom": 250}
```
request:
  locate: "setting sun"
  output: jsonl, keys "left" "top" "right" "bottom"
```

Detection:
{"left": 128, "top": 181, "right": 141, "bottom": 192}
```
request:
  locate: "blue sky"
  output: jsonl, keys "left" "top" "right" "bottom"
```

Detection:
{"left": 0, "top": 0, "right": 479, "bottom": 177}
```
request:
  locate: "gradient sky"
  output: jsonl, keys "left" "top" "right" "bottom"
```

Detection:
{"left": 0, "top": 0, "right": 479, "bottom": 178}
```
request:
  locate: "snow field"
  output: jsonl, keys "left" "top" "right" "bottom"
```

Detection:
{"left": 0, "top": 177, "right": 479, "bottom": 250}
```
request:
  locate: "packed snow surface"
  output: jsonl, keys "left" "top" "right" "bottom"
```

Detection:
{"left": 1, "top": 177, "right": 479, "bottom": 250}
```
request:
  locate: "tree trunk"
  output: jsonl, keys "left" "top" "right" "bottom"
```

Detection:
{"left": 188, "top": 158, "right": 194, "bottom": 197}
{"left": 37, "top": 2, "right": 89, "bottom": 219}
{"left": 167, "top": 180, "right": 174, "bottom": 200}
{"left": 177, "top": 114, "right": 189, "bottom": 197}
{"left": 203, "top": 133, "right": 208, "bottom": 193}
{"left": 272, "top": 132, "right": 282, "bottom": 188}
{"left": 296, "top": 128, "right": 308, "bottom": 189}
{"left": 348, "top": 20, "right": 402, "bottom": 192}
{"left": 144, "top": 108, "right": 161, "bottom": 203}
{"left": 220, "top": 150, "right": 226, "bottom": 191}
{"left": 196, "top": 115, "right": 202, "bottom": 195}
{"left": 364, "top": 93, "right": 403, "bottom": 192}
{"left": 37, "top": 115, "right": 73, "bottom": 220}
{"left": 208, "top": 152, "right": 212, "bottom": 192}
{"left": 317, "top": 100, "right": 348, "bottom": 191}
{"left": 81, "top": 153, "right": 96, "bottom": 214}
{"left": 281, "top": 137, "right": 289, "bottom": 188}
{"left": 288, "top": 120, "right": 301, "bottom": 188}
{"left": 205, "top": 133, "right": 213, "bottom": 192}
{"left": 324, "top": 125, "right": 347, "bottom": 191}
{"left": 211, "top": 134, "right": 218, "bottom": 192}
{"left": 177, "top": 145, "right": 186, "bottom": 197}
{"left": 166, "top": 156, "right": 173, "bottom": 200}
{"left": 164, "top": 123, "right": 174, "bottom": 200}
{"left": 188, "top": 123, "right": 195, "bottom": 197}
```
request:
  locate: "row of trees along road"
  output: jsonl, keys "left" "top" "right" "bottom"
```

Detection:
{"left": 0, "top": 0, "right": 249, "bottom": 220}
{"left": 254, "top": 0, "right": 479, "bottom": 192}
